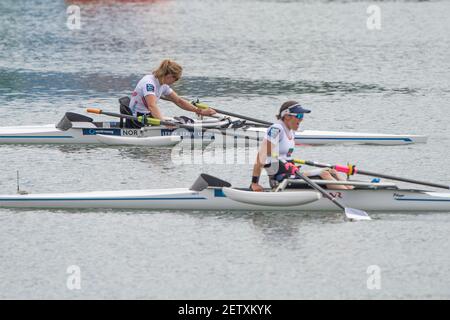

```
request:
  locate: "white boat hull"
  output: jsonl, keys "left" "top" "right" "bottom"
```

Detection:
{"left": 241, "top": 128, "right": 427, "bottom": 145}
{"left": 1, "top": 187, "right": 449, "bottom": 211}
{"left": 0, "top": 123, "right": 427, "bottom": 146}
{"left": 95, "top": 134, "right": 181, "bottom": 146}
{"left": 295, "top": 130, "right": 427, "bottom": 145}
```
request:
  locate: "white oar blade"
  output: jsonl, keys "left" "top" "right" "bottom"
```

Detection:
{"left": 345, "top": 208, "right": 371, "bottom": 221}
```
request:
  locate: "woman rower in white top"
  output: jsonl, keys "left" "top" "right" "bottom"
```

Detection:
{"left": 250, "top": 100, "right": 353, "bottom": 192}
{"left": 129, "top": 59, "right": 216, "bottom": 120}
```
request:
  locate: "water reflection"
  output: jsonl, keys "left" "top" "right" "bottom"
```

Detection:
{"left": 176, "top": 209, "right": 343, "bottom": 244}
{"left": 0, "top": 69, "right": 418, "bottom": 101}
{"left": 65, "top": 0, "right": 167, "bottom": 4}
{"left": 248, "top": 211, "right": 342, "bottom": 243}
{"left": 178, "top": 77, "right": 418, "bottom": 97}
{"left": 0, "top": 69, "right": 132, "bottom": 101}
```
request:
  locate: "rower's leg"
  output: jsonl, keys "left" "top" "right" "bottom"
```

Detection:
{"left": 327, "top": 169, "right": 354, "bottom": 189}
{"left": 319, "top": 170, "right": 351, "bottom": 190}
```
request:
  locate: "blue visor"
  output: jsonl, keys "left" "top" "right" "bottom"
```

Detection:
{"left": 288, "top": 104, "right": 311, "bottom": 114}
{"left": 280, "top": 104, "right": 311, "bottom": 118}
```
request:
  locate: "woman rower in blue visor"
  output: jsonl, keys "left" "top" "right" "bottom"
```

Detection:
{"left": 250, "top": 101, "right": 353, "bottom": 192}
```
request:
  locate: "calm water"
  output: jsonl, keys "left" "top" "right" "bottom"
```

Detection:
{"left": 0, "top": 0, "right": 449, "bottom": 299}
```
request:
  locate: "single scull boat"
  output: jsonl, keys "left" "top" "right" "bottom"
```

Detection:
{"left": 0, "top": 112, "right": 427, "bottom": 146}
{"left": 1, "top": 174, "right": 449, "bottom": 211}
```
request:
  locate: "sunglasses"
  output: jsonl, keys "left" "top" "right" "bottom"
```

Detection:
{"left": 288, "top": 113, "right": 304, "bottom": 120}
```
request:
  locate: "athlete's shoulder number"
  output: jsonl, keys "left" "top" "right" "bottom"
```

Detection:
{"left": 146, "top": 83, "right": 155, "bottom": 92}
{"left": 267, "top": 127, "right": 280, "bottom": 139}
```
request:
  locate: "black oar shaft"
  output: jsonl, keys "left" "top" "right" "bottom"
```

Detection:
{"left": 297, "top": 159, "right": 450, "bottom": 190}
{"left": 295, "top": 169, "right": 371, "bottom": 221}
{"left": 192, "top": 101, "right": 272, "bottom": 126}
{"left": 97, "top": 110, "right": 137, "bottom": 121}
{"left": 211, "top": 108, "right": 273, "bottom": 126}
{"left": 295, "top": 171, "right": 345, "bottom": 211}
{"left": 355, "top": 169, "right": 450, "bottom": 190}
{"left": 301, "top": 160, "right": 330, "bottom": 168}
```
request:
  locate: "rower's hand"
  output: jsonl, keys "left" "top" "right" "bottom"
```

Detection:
{"left": 328, "top": 169, "right": 338, "bottom": 175}
{"left": 199, "top": 108, "right": 216, "bottom": 116}
{"left": 250, "top": 183, "right": 264, "bottom": 192}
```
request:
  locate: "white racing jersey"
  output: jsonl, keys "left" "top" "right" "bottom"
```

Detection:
{"left": 129, "top": 74, "right": 173, "bottom": 115}
{"left": 265, "top": 120, "right": 323, "bottom": 177}
{"left": 264, "top": 120, "right": 295, "bottom": 161}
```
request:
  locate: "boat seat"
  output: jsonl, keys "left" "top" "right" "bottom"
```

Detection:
{"left": 119, "top": 96, "right": 130, "bottom": 108}
{"left": 56, "top": 112, "right": 94, "bottom": 131}
{"left": 118, "top": 96, "right": 143, "bottom": 129}
{"left": 190, "top": 174, "right": 232, "bottom": 191}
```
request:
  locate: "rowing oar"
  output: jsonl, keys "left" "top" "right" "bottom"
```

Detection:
{"left": 294, "top": 159, "right": 450, "bottom": 190}
{"left": 86, "top": 108, "right": 240, "bottom": 137}
{"left": 192, "top": 100, "right": 273, "bottom": 126}
{"left": 293, "top": 169, "right": 371, "bottom": 221}
{"left": 86, "top": 108, "right": 173, "bottom": 127}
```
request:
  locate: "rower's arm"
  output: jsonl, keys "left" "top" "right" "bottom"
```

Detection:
{"left": 166, "top": 91, "right": 216, "bottom": 116}
{"left": 166, "top": 91, "right": 200, "bottom": 114}
{"left": 144, "top": 95, "right": 164, "bottom": 120}
{"left": 252, "top": 139, "right": 272, "bottom": 178}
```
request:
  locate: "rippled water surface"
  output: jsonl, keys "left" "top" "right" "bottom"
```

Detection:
{"left": 0, "top": 0, "right": 449, "bottom": 299}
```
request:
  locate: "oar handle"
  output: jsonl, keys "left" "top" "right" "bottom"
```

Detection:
{"left": 86, "top": 108, "right": 102, "bottom": 114}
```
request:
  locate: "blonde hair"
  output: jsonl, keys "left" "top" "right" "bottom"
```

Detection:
{"left": 153, "top": 59, "right": 183, "bottom": 82}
